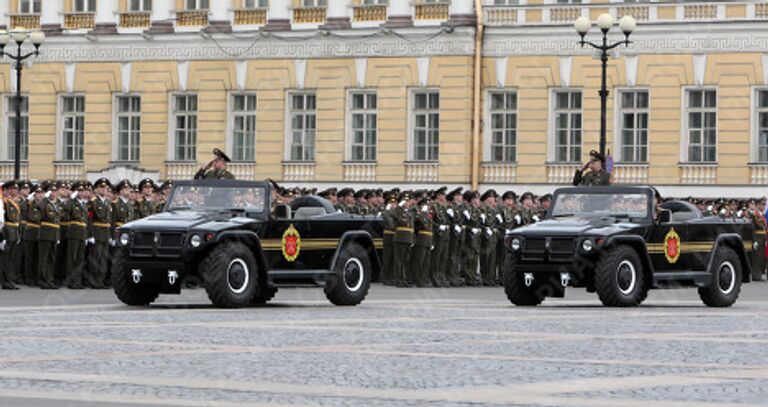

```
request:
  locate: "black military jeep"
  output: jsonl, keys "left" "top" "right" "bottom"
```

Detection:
{"left": 112, "top": 180, "right": 383, "bottom": 308}
{"left": 504, "top": 186, "right": 758, "bottom": 307}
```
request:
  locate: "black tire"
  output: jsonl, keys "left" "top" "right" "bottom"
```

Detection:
{"left": 595, "top": 245, "right": 647, "bottom": 307}
{"left": 250, "top": 286, "right": 278, "bottom": 306}
{"left": 201, "top": 243, "right": 260, "bottom": 308}
{"left": 324, "top": 243, "right": 371, "bottom": 306}
{"left": 699, "top": 247, "right": 742, "bottom": 307}
{"left": 502, "top": 268, "right": 544, "bottom": 306}
{"left": 112, "top": 249, "right": 160, "bottom": 306}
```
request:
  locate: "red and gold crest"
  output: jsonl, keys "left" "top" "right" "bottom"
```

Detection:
{"left": 282, "top": 224, "right": 301, "bottom": 262}
{"left": 664, "top": 227, "right": 681, "bottom": 264}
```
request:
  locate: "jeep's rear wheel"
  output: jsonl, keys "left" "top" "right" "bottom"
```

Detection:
{"left": 502, "top": 269, "right": 544, "bottom": 306}
{"left": 595, "top": 245, "right": 647, "bottom": 307}
{"left": 201, "top": 243, "right": 259, "bottom": 308}
{"left": 112, "top": 249, "right": 160, "bottom": 306}
{"left": 324, "top": 243, "right": 371, "bottom": 306}
{"left": 699, "top": 247, "right": 742, "bottom": 307}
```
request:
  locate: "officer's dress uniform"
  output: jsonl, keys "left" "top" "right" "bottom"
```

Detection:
{"left": 55, "top": 197, "right": 72, "bottom": 285}
{"left": 3, "top": 196, "right": 22, "bottom": 285}
{"left": 37, "top": 197, "right": 61, "bottom": 289}
{"left": 65, "top": 198, "right": 89, "bottom": 289}
{"left": 430, "top": 202, "right": 450, "bottom": 287}
{"left": 392, "top": 205, "right": 414, "bottom": 287}
{"left": 381, "top": 205, "right": 396, "bottom": 285}
{"left": 135, "top": 198, "right": 156, "bottom": 219}
{"left": 447, "top": 202, "right": 465, "bottom": 286}
{"left": 462, "top": 205, "right": 482, "bottom": 286}
{"left": 88, "top": 195, "right": 113, "bottom": 289}
{"left": 410, "top": 206, "right": 433, "bottom": 287}
{"left": 194, "top": 167, "right": 235, "bottom": 180}
{"left": 496, "top": 204, "right": 520, "bottom": 281}
{"left": 479, "top": 204, "right": 499, "bottom": 286}
{"left": 22, "top": 197, "right": 41, "bottom": 286}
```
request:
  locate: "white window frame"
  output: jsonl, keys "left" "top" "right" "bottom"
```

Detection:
{"left": 548, "top": 88, "right": 583, "bottom": 163}
{"left": 185, "top": 0, "right": 209, "bottom": 10}
{"left": 72, "top": 0, "right": 96, "bottom": 12}
{"left": 167, "top": 93, "right": 198, "bottom": 162}
{"left": 127, "top": 0, "right": 152, "bottom": 12}
{"left": 681, "top": 87, "right": 718, "bottom": 163}
{"left": 57, "top": 94, "right": 86, "bottom": 162}
{"left": 346, "top": 90, "right": 378, "bottom": 162}
{"left": 1, "top": 94, "right": 30, "bottom": 162}
{"left": 484, "top": 88, "right": 518, "bottom": 163}
{"left": 284, "top": 90, "right": 317, "bottom": 162}
{"left": 752, "top": 87, "right": 768, "bottom": 163}
{"left": 227, "top": 92, "right": 258, "bottom": 162}
{"left": 243, "top": 0, "right": 269, "bottom": 8}
{"left": 301, "top": 0, "right": 327, "bottom": 6}
{"left": 19, "top": 0, "right": 41, "bottom": 14}
{"left": 613, "top": 88, "right": 650, "bottom": 163}
{"left": 408, "top": 88, "right": 440, "bottom": 162}
{"left": 113, "top": 93, "right": 142, "bottom": 162}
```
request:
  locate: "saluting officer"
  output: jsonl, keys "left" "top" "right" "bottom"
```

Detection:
{"left": 573, "top": 150, "right": 611, "bottom": 186}
{"left": 37, "top": 182, "right": 61, "bottom": 289}
{"left": 195, "top": 148, "right": 235, "bottom": 180}
{"left": 430, "top": 187, "right": 451, "bottom": 287}
{"left": 1, "top": 181, "right": 21, "bottom": 290}
{"left": 64, "top": 182, "right": 90, "bottom": 289}
{"left": 22, "top": 184, "right": 44, "bottom": 286}
{"left": 88, "top": 178, "right": 113, "bottom": 289}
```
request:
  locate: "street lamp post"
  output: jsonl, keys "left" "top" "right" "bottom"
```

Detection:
{"left": 573, "top": 14, "right": 635, "bottom": 167}
{"left": 0, "top": 29, "right": 45, "bottom": 181}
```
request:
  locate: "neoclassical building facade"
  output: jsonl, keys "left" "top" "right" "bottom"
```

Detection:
{"left": 0, "top": 0, "right": 767, "bottom": 196}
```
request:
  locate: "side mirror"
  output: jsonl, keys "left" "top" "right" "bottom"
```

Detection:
{"left": 658, "top": 209, "right": 671, "bottom": 223}
{"left": 274, "top": 204, "right": 291, "bottom": 220}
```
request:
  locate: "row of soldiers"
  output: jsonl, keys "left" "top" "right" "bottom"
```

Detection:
{"left": 0, "top": 178, "right": 172, "bottom": 290}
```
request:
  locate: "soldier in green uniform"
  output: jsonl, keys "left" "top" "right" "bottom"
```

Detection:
{"left": 429, "top": 187, "right": 450, "bottom": 287}
{"left": 519, "top": 192, "right": 537, "bottom": 225}
{"left": 64, "top": 182, "right": 90, "bottom": 289}
{"left": 135, "top": 178, "right": 157, "bottom": 219}
{"left": 336, "top": 189, "right": 357, "bottom": 213}
{"left": 113, "top": 180, "right": 136, "bottom": 228}
{"left": 381, "top": 193, "right": 398, "bottom": 285}
{"left": 87, "top": 178, "right": 113, "bottom": 289}
{"left": 446, "top": 187, "right": 465, "bottom": 286}
{"left": 496, "top": 191, "right": 521, "bottom": 281}
{"left": 461, "top": 191, "right": 482, "bottom": 286}
{"left": 538, "top": 194, "right": 552, "bottom": 220}
{"left": 353, "top": 190, "right": 370, "bottom": 215}
{"left": 392, "top": 192, "right": 414, "bottom": 287}
{"left": 573, "top": 150, "right": 611, "bottom": 186}
{"left": 22, "top": 184, "right": 44, "bottom": 286}
{"left": 195, "top": 148, "right": 236, "bottom": 180}
{"left": 1, "top": 181, "right": 21, "bottom": 289}
{"left": 479, "top": 189, "right": 499, "bottom": 286}
{"left": 410, "top": 195, "right": 433, "bottom": 287}
{"left": 55, "top": 181, "right": 72, "bottom": 286}
{"left": 156, "top": 180, "right": 173, "bottom": 212}
{"left": 37, "top": 182, "right": 61, "bottom": 289}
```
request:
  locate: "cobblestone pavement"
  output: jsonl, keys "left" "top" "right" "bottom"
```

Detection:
{"left": 0, "top": 284, "right": 767, "bottom": 406}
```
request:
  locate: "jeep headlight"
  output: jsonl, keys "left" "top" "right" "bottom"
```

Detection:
{"left": 581, "top": 239, "right": 593, "bottom": 252}
{"left": 119, "top": 233, "right": 130, "bottom": 247}
{"left": 190, "top": 234, "right": 202, "bottom": 248}
{"left": 511, "top": 237, "right": 522, "bottom": 251}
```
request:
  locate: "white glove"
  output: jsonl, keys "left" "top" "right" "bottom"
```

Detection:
{"left": 515, "top": 214, "right": 522, "bottom": 224}
{"left": 446, "top": 208, "right": 454, "bottom": 218}
{"left": 71, "top": 191, "right": 79, "bottom": 199}
{"left": 454, "top": 225, "right": 461, "bottom": 234}
{"left": 463, "top": 210, "right": 470, "bottom": 220}
{"left": 496, "top": 214, "right": 503, "bottom": 223}
{"left": 485, "top": 228, "right": 493, "bottom": 237}
{"left": 480, "top": 213, "right": 486, "bottom": 222}
{"left": 430, "top": 245, "right": 435, "bottom": 251}
{"left": 439, "top": 225, "right": 448, "bottom": 232}
{"left": 422, "top": 205, "right": 429, "bottom": 213}
{"left": 87, "top": 237, "right": 95, "bottom": 245}
{"left": 0, "top": 241, "right": 5, "bottom": 251}
{"left": 506, "top": 228, "right": 514, "bottom": 234}
{"left": 109, "top": 239, "right": 116, "bottom": 247}
{"left": 56, "top": 240, "right": 60, "bottom": 245}
{"left": 533, "top": 215, "right": 541, "bottom": 222}
{"left": 471, "top": 228, "right": 480, "bottom": 235}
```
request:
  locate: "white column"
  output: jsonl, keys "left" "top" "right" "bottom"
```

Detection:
{"left": 0, "top": 0, "right": 8, "bottom": 29}
{"left": 93, "top": 0, "right": 118, "bottom": 33}
{"left": 385, "top": 0, "right": 412, "bottom": 27}
{"left": 321, "top": 0, "right": 350, "bottom": 29}
{"left": 41, "top": 0, "right": 63, "bottom": 32}
{"left": 264, "top": 0, "right": 291, "bottom": 31}
{"left": 148, "top": 0, "right": 174, "bottom": 33}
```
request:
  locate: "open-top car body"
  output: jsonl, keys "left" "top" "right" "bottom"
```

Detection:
{"left": 112, "top": 180, "right": 383, "bottom": 308}
{"left": 504, "top": 186, "right": 758, "bottom": 307}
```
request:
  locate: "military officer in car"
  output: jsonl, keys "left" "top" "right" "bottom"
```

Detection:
{"left": 195, "top": 148, "right": 236, "bottom": 180}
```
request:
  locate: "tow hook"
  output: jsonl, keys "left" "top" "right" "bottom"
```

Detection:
{"left": 524, "top": 273, "right": 534, "bottom": 287}
{"left": 560, "top": 272, "right": 571, "bottom": 287}
{"left": 168, "top": 270, "right": 178, "bottom": 285}
{"left": 131, "top": 270, "right": 142, "bottom": 284}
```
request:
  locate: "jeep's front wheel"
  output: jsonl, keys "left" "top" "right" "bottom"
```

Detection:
{"left": 699, "top": 247, "right": 742, "bottom": 307}
{"left": 324, "top": 243, "right": 371, "bottom": 306}
{"left": 502, "top": 269, "right": 544, "bottom": 306}
{"left": 595, "top": 245, "right": 647, "bottom": 307}
{"left": 201, "top": 243, "right": 259, "bottom": 308}
{"left": 112, "top": 249, "right": 160, "bottom": 306}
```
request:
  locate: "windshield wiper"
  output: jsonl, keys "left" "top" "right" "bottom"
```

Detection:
{"left": 553, "top": 213, "right": 575, "bottom": 218}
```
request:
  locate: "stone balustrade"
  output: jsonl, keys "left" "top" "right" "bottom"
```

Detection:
{"left": 481, "top": 162, "right": 517, "bottom": 184}
{"left": 120, "top": 11, "right": 151, "bottom": 28}
{"left": 749, "top": 164, "right": 768, "bottom": 185}
{"left": 165, "top": 162, "right": 198, "bottom": 180}
{"left": 546, "top": 163, "right": 580, "bottom": 184}
{"left": 228, "top": 163, "right": 258, "bottom": 180}
{"left": 283, "top": 162, "right": 316, "bottom": 182}
{"left": 176, "top": 10, "right": 209, "bottom": 27}
{"left": 611, "top": 163, "right": 649, "bottom": 185}
{"left": 293, "top": 7, "right": 327, "bottom": 24}
{"left": 679, "top": 163, "right": 717, "bottom": 185}
{"left": 684, "top": 4, "right": 718, "bottom": 20}
{"left": 353, "top": 5, "right": 387, "bottom": 22}
{"left": 63, "top": 12, "right": 95, "bottom": 29}
{"left": 414, "top": 2, "right": 449, "bottom": 20}
{"left": 343, "top": 162, "right": 377, "bottom": 182}
{"left": 405, "top": 162, "right": 439, "bottom": 182}
{"left": 54, "top": 162, "right": 85, "bottom": 180}
{"left": 9, "top": 14, "right": 40, "bottom": 30}
{"left": 234, "top": 8, "right": 267, "bottom": 25}
{"left": 0, "top": 163, "right": 28, "bottom": 181}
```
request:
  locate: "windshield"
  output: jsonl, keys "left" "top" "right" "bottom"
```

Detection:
{"left": 551, "top": 192, "right": 649, "bottom": 219}
{"left": 167, "top": 185, "right": 267, "bottom": 212}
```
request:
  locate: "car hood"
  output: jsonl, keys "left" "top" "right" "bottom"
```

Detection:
{"left": 512, "top": 217, "right": 644, "bottom": 237}
{"left": 121, "top": 211, "right": 261, "bottom": 232}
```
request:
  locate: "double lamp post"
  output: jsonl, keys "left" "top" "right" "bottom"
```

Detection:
{"left": 573, "top": 13, "right": 636, "bottom": 167}
{"left": 0, "top": 29, "right": 44, "bottom": 181}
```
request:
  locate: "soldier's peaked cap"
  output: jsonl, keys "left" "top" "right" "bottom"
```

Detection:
{"left": 213, "top": 148, "right": 231, "bottom": 163}
{"left": 116, "top": 179, "right": 133, "bottom": 191}
{"left": 19, "top": 180, "right": 32, "bottom": 189}
{"left": 32, "top": 183, "right": 44, "bottom": 193}
{"left": 2, "top": 180, "right": 18, "bottom": 189}
{"left": 463, "top": 190, "right": 479, "bottom": 201}
{"left": 539, "top": 193, "right": 553, "bottom": 202}
{"left": 447, "top": 187, "right": 463, "bottom": 200}
{"left": 94, "top": 178, "right": 111, "bottom": 189}
{"left": 71, "top": 181, "right": 86, "bottom": 191}
{"left": 434, "top": 186, "right": 448, "bottom": 196}
{"left": 589, "top": 150, "right": 605, "bottom": 163}
{"left": 502, "top": 191, "right": 517, "bottom": 201}
{"left": 520, "top": 191, "right": 535, "bottom": 202}
{"left": 160, "top": 180, "right": 174, "bottom": 190}
{"left": 138, "top": 178, "right": 154, "bottom": 189}
{"left": 480, "top": 189, "right": 498, "bottom": 201}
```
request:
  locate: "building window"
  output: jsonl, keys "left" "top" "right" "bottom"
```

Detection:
{"left": 128, "top": 0, "right": 152, "bottom": 11}
{"left": 288, "top": 92, "right": 316, "bottom": 161}
{"left": 412, "top": 90, "right": 439, "bottom": 161}
{"left": 73, "top": 0, "right": 96, "bottom": 12}
{"left": 172, "top": 94, "right": 197, "bottom": 161}
{"left": 243, "top": 0, "right": 269, "bottom": 7}
{"left": 230, "top": 93, "right": 257, "bottom": 162}
{"left": 492, "top": 0, "right": 520, "bottom": 5}
{"left": 302, "top": 0, "right": 327, "bottom": 6}
{"left": 60, "top": 95, "right": 85, "bottom": 162}
{"left": 618, "top": 90, "right": 649, "bottom": 163}
{"left": 685, "top": 89, "right": 717, "bottom": 162}
{"left": 488, "top": 90, "right": 517, "bottom": 162}
{"left": 349, "top": 92, "right": 377, "bottom": 162}
{"left": 757, "top": 90, "right": 768, "bottom": 162}
{"left": 116, "top": 95, "right": 141, "bottom": 162}
{"left": 19, "top": 0, "right": 41, "bottom": 13}
{"left": 5, "top": 96, "right": 28, "bottom": 161}
{"left": 185, "top": 0, "right": 209, "bottom": 10}
{"left": 361, "top": 0, "right": 388, "bottom": 4}
{"left": 552, "top": 90, "right": 582, "bottom": 163}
